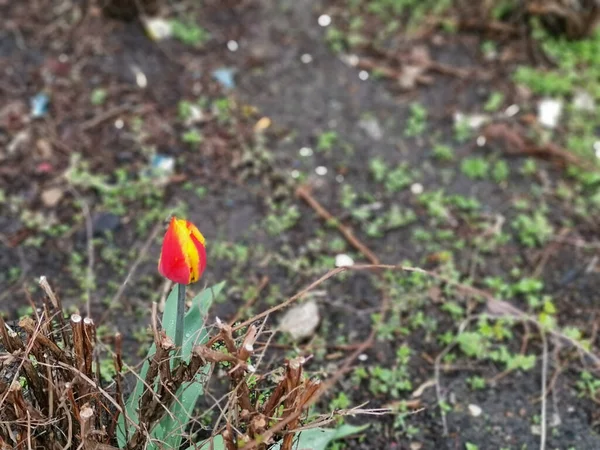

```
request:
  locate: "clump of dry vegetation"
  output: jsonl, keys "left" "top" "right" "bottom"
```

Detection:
{"left": 0, "top": 275, "right": 369, "bottom": 450}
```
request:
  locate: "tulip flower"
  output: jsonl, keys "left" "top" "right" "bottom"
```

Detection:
{"left": 158, "top": 216, "right": 207, "bottom": 350}
{"left": 158, "top": 217, "right": 207, "bottom": 285}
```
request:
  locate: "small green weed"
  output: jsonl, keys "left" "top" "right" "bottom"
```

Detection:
{"left": 170, "top": 20, "right": 210, "bottom": 46}
{"left": 405, "top": 102, "right": 427, "bottom": 137}
{"left": 461, "top": 157, "right": 489, "bottom": 180}
{"left": 512, "top": 211, "right": 554, "bottom": 247}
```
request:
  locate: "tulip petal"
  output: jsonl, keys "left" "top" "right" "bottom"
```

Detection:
{"left": 158, "top": 219, "right": 193, "bottom": 284}
{"left": 189, "top": 232, "right": 206, "bottom": 282}
{"left": 158, "top": 217, "right": 207, "bottom": 285}
{"left": 187, "top": 221, "right": 206, "bottom": 246}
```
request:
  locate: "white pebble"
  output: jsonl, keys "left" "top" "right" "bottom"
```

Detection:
{"left": 538, "top": 98, "right": 563, "bottom": 128}
{"left": 476, "top": 136, "right": 486, "bottom": 147}
{"left": 318, "top": 14, "right": 331, "bottom": 27}
{"left": 227, "top": 40, "right": 239, "bottom": 52}
{"left": 410, "top": 183, "right": 423, "bottom": 195}
{"left": 299, "top": 147, "right": 313, "bottom": 157}
{"left": 291, "top": 170, "right": 300, "bottom": 179}
{"left": 594, "top": 141, "right": 600, "bottom": 158}
{"left": 335, "top": 174, "right": 344, "bottom": 183}
{"left": 279, "top": 300, "right": 320, "bottom": 340}
{"left": 342, "top": 54, "right": 359, "bottom": 67}
{"left": 573, "top": 90, "right": 595, "bottom": 112}
{"left": 358, "top": 70, "right": 369, "bottom": 80}
{"left": 301, "top": 53, "right": 313, "bottom": 64}
{"left": 114, "top": 119, "right": 124, "bottom": 129}
{"left": 135, "top": 70, "right": 147, "bottom": 88}
{"left": 358, "top": 353, "right": 368, "bottom": 361}
{"left": 145, "top": 18, "right": 173, "bottom": 41}
{"left": 505, "top": 104, "right": 520, "bottom": 117}
{"left": 335, "top": 254, "right": 354, "bottom": 267}
{"left": 468, "top": 404, "right": 483, "bottom": 417}
{"left": 315, "top": 166, "right": 328, "bottom": 176}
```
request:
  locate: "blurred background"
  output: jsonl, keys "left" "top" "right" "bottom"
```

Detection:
{"left": 1, "top": 0, "right": 600, "bottom": 448}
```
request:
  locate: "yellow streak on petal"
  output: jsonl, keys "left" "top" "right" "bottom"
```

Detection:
{"left": 172, "top": 217, "right": 200, "bottom": 283}
{"left": 187, "top": 221, "right": 206, "bottom": 245}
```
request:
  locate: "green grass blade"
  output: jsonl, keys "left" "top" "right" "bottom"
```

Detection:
{"left": 270, "top": 424, "right": 369, "bottom": 450}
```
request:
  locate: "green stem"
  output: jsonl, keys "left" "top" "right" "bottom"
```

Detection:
{"left": 175, "top": 283, "right": 186, "bottom": 352}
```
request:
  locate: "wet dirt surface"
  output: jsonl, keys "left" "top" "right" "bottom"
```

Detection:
{"left": 1, "top": 0, "right": 600, "bottom": 449}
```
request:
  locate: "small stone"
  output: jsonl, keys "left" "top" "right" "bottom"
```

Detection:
{"left": 144, "top": 18, "right": 173, "bottom": 41}
{"left": 409, "top": 443, "right": 423, "bottom": 450}
{"left": 476, "top": 136, "right": 486, "bottom": 147}
{"left": 358, "top": 70, "right": 369, "bottom": 80}
{"left": 279, "top": 300, "right": 320, "bottom": 340}
{"left": 410, "top": 183, "right": 423, "bottom": 195}
{"left": 468, "top": 404, "right": 483, "bottom": 417}
{"left": 538, "top": 98, "right": 563, "bottom": 128}
{"left": 133, "top": 67, "right": 147, "bottom": 88}
{"left": 300, "top": 53, "right": 313, "bottom": 64}
{"left": 358, "top": 117, "right": 383, "bottom": 141}
{"left": 341, "top": 54, "right": 359, "bottom": 67}
{"left": 254, "top": 117, "right": 271, "bottom": 132}
{"left": 227, "top": 40, "right": 239, "bottom": 52}
{"left": 573, "top": 90, "right": 595, "bottom": 112}
{"left": 335, "top": 254, "right": 354, "bottom": 267}
{"left": 299, "top": 147, "right": 313, "bottom": 157}
{"left": 358, "top": 353, "right": 368, "bottom": 361}
{"left": 505, "top": 104, "right": 520, "bottom": 117}
{"left": 318, "top": 14, "right": 331, "bottom": 27}
{"left": 454, "top": 112, "right": 488, "bottom": 129}
{"left": 398, "top": 65, "right": 425, "bottom": 90}
{"left": 41, "top": 187, "right": 64, "bottom": 208}
{"left": 315, "top": 166, "right": 327, "bottom": 176}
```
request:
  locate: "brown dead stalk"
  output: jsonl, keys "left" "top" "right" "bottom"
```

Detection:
{"left": 484, "top": 123, "right": 587, "bottom": 169}
{"left": 296, "top": 185, "right": 380, "bottom": 264}
{"left": 0, "top": 280, "right": 214, "bottom": 450}
{"left": 195, "top": 322, "right": 321, "bottom": 450}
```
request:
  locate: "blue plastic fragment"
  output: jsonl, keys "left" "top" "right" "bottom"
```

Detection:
{"left": 151, "top": 154, "right": 175, "bottom": 173}
{"left": 30, "top": 92, "right": 50, "bottom": 118}
{"left": 212, "top": 67, "right": 236, "bottom": 89}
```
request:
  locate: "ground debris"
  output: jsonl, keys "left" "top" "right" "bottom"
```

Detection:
{"left": 278, "top": 300, "right": 320, "bottom": 340}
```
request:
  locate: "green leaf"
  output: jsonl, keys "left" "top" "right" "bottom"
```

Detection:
{"left": 115, "top": 287, "right": 178, "bottom": 448}
{"left": 181, "top": 282, "right": 226, "bottom": 363}
{"left": 162, "top": 283, "right": 184, "bottom": 353}
{"left": 152, "top": 367, "right": 210, "bottom": 449}
{"left": 270, "top": 424, "right": 369, "bottom": 450}
{"left": 116, "top": 282, "right": 225, "bottom": 448}
{"left": 153, "top": 282, "right": 226, "bottom": 450}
